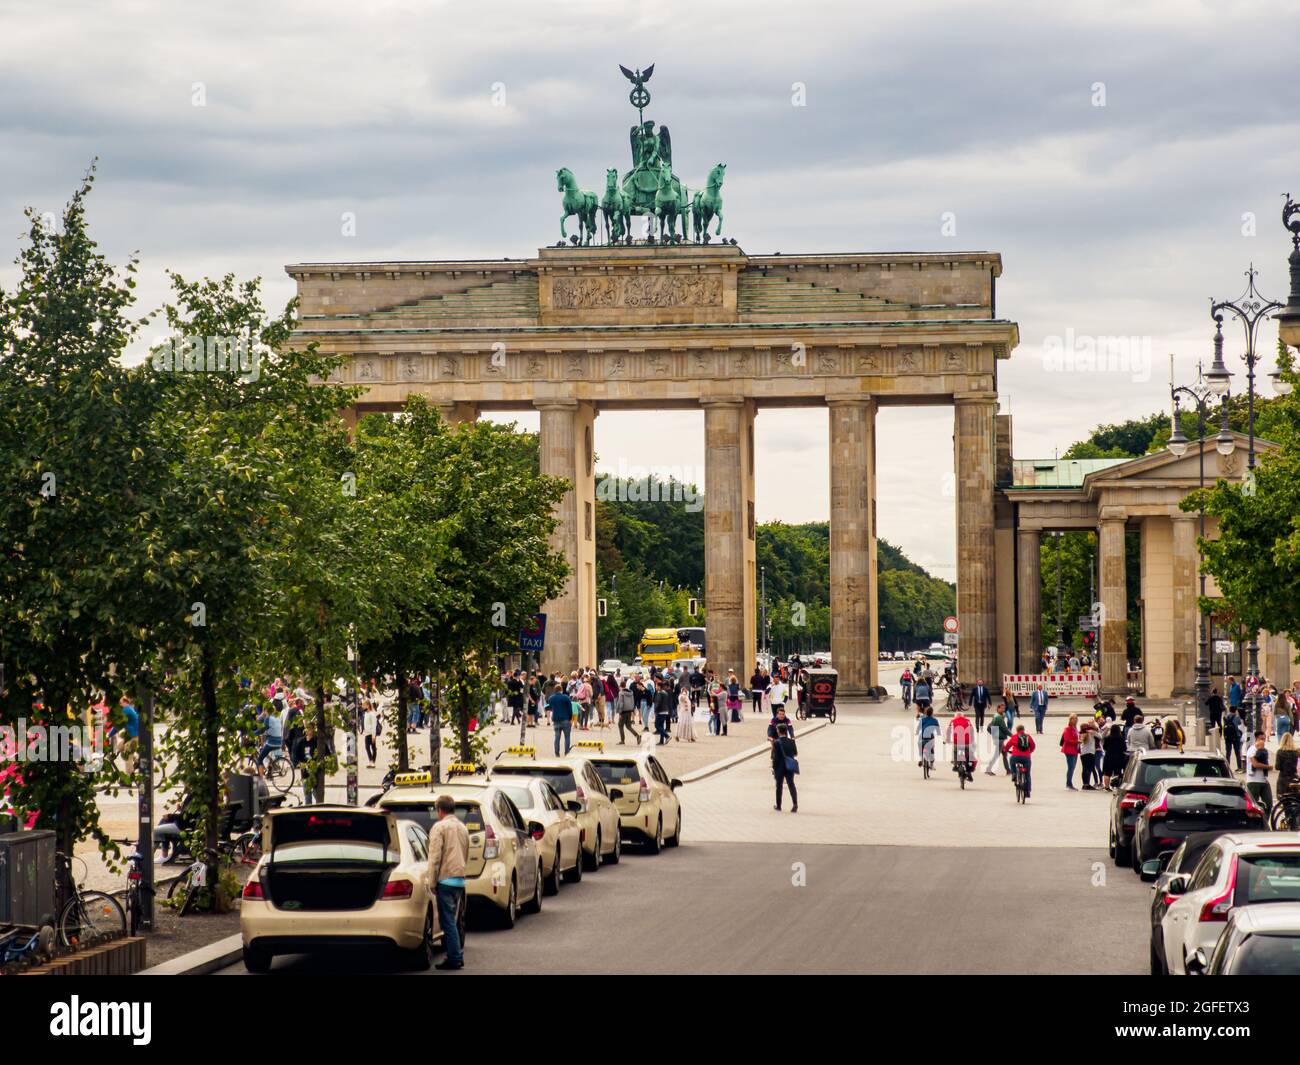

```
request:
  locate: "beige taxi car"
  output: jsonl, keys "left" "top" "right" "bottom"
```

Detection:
{"left": 377, "top": 770, "right": 543, "bottom": 928}
{"left": 491, "top": 774, "right": 584, "bottom": 896}
{"left": 489, "top": 744, "right": 622, "bottom": 871}
{"left": 240, "top": 805, "right": 441, "bottom": 972}
{"left": 586, "top": 745, "right": 683, "bottom": 853}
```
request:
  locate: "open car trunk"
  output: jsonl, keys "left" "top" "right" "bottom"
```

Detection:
{"left": 263, "top": 808, "right": 399, "bottom": 912}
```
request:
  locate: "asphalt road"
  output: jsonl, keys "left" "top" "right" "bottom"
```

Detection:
{"left": 216, "top": 839, "right": 1151, "bottom": 976}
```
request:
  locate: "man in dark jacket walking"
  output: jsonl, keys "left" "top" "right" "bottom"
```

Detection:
{"left": 772, "top": 723, "right": 799, "bottom": 812}
{"left": 653, "top": 683, "right": 675, "bottom": 745}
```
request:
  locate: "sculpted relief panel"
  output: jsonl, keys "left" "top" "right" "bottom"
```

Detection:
{"left": 551, "top": 274, "right": 723, "bottom": 309}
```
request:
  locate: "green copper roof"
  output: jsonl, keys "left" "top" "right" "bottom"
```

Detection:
{"left": 1010, "top": 457, "right": 1129, "bottom": 489}
{"left": 738, "top": 274, "right": 908, "bottom": 314}
{"left": 367, "top": 278, "right": 540, "bottom": 321}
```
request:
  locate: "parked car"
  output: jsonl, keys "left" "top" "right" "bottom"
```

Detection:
{"left": 600, "top": 659, "right": 627, "bottom": 675}
{"left": 1193, "top": 902, "right": 1300, "bottom": 975}
{"left": 1109, "top": 750, "right": 1232, "bottom": 866}
{"left": 1131, "top": 777, "right": 1263, "bottom": 870}
{"left": 1160, "top": 831, "right": 1300, "bottom": 974}
{"left": 586, "top": 747, "right": 683, "bottom": 853}
{"left": 489, "top": 776, "right": 583, "bottom": 896}
{"left": 1141, "top": 829, "right": 1265, "bottom": 975}
{"left": 240, "top": 806, "right": 441, "bottom": 973}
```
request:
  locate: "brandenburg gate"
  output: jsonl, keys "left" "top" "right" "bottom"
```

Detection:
{"left": 287, "top": 243, "right": 1019, "bottom": 693}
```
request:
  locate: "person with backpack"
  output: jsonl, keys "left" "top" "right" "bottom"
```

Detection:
{"left": 1223, "top": 705, "right": 1245, "bottom": 771}
{"left": 772, "top": 722, "right": 799, "bottom": 813}
{"left": 1101, "top": 722, "right": 1128, "bottom": 788}
{"left": 614, "top": 678, "right": 641, "bottom": 746}
{"left": 1002, "top": 724, "right": 1036, "bottom": 799}
{"left": 901, "top": 667, "right": 913, "bottom": 709}
{"left": 1161, "top": 716, "right": 1185, "bottom": 751}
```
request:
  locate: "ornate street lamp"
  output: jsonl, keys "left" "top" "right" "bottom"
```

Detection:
{"left": 1209, "top": 261, "right": 1292, "bottom": 729}
{"left": 1053, "top": 531, "right": 1068, "bottom": 673}
{"left": 1276, "top": 195, "right": 1300, "bottom": 358}
{"left": 1168, "top": 375, "right": 1233, "bottom": 729}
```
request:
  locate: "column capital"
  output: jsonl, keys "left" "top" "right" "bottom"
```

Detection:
{"left": 699, "top": 396, "right": 747, "bottom": 409}
{"left": 953, "top": 392, "right": 998, "bottom": 407}
{"left": 825, "top": 394, "right": 876, "bottom": 408}
{"left": 533, "top": 398, "right": 580, "bottom": 412}
{"left": 1098, "top": 505, "right": 1128, "bottom": 523}
{"left": 1170, "top": 510, "right": 1197, "bottom": 523}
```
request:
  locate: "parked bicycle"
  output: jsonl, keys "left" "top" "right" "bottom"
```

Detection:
{"left": 124, "top": 850, "right": 154, "bottom": 935}
{"left": 56, "top": 852, "right": 127, "bottom": 947}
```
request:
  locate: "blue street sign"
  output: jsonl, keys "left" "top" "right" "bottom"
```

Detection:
{"left": 520, "top": 613, "right": 547, "bottom": 653}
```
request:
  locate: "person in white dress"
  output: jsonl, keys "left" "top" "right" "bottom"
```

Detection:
{"left": 676, "top": 683, "right": 696, "bottom": 741}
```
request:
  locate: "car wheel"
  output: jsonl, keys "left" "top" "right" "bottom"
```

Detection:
{"left": 1150, "top": 938, "right": 1165, "bottom": 976}
{"left": 404, "top": 909, "right": 435, "bottom": 971}
{"left": 1108, "top": 828, "right": 1116, "bottom": 859}
{"left": 1114, "top": 833, "right": 1131, "bottom": 868}
{"left": 646, "top": 816, "right": 663, "bottom": 855}
{"left": 666, "top": 809, "right": 681, "bottom": 847}
{"left": 608, "top": 827, "right": 621, "bottom": 865}
{"left": 1131, "top": 840, "right": 1143, "bottom": 874}
{"left": 583, "top": 831, "right": 601, "bottom": 872}
{"left": 243, "top": 945, "right": 271, "bottom": 974}
{"left": 523, "top": 864, "right": 543, "bottom": 914}
{"left": 545, "top": 855, "right": 563, "bottom": 896}
{"left": 564, "top": 842, "right": 583, "bottom": 883}
{"left": 500, "top": 877, "right": 518, "bottom": 929}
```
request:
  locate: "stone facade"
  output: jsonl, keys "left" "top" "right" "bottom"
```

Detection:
{"left": 289, "top": 244, "right": 1019, "bottom": 690}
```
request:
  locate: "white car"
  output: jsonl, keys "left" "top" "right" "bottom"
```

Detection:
{"left": 600, "top": 659, "right": 627, "bottom": 675}
{"left": 1196, "top": 902, "right": 1300, "bottom": 975}
{"left": 1160, "top": 831, "right": 1300, "bottom": 974}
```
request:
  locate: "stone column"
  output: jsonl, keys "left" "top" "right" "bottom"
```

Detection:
{"left": 1171, "top": 514, "right": 1199, "bottom": 695}
{"left": 535, "top": 399, "right": 597, "bottom": 671}
{"left": 828, "top": 397, "right": 876, "bottom": 695}
{"left": 1098, "top": 508, "right": 1129, "bottom": 695}
{"left": 1016, "top": 528, "right": 1042, "bottom": 673}
{"left": 436, "top": 402, "right": 479, "bottom": 425}
{"left": 954, "top": 396, "right": 997, "bottom": 689}
{"left": 703, "top": 399, "right": 756, "bottom": 680}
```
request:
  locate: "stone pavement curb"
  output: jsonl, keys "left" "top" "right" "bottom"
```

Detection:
{"left": 679, "top": 718, "right": 829, "bottom": 784}
{"left": 138, "top": 933, "right": 243, "bottom": 976}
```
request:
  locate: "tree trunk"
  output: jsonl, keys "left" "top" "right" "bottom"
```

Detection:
{"left": 457, "top": 674, "right": 472, "bottom": 762}
{"left": 313, "top": 642, "right": 327, "bottom": 803}
{"left": 199, "top": 648, "right": 221, "bottom": 910}
{"left": 395, "top": 669, "right": 409, "bottom": 773}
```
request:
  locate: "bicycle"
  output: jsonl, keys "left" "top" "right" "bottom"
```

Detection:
{"left": 920, "top": 738, "right": 935, "bottom": 780}
{"left": 55, "top": 852, "right": 127, "bottom": 947}
{"left": 166, "top": 855, "right": 211, "bottom": 916}
{"left": 124, "top": 851, "right": 154, "bottom": 936}
{"left": 952, "top": 758, "right": 974, "bottom": 790}
{"left": 1270, "top": 788, "right": 1300, "bottom": 831}
{"left": 1013, "top": 763, "right": 1029, "bottom": 804}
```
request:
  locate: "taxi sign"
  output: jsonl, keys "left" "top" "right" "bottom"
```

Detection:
{"left": 393, "top": 771, "right": 432, "bottom": 787}
{"left": 505, "top": 745, "right": 536, "bottom": 758}
{"left": 446, "top": 762, "right": 483, "bottom": 777}
{"left": 575, "top": 740, "right": 604, "bottom": 752}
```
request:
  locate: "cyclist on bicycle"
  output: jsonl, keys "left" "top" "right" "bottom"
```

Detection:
{"left": 913, "top": 675, "right": 933, "bottom": 718}
{"left": 917, "top": 707, "right": 939, "bottom": 769}
{"left": 901, "top": 668, "right": 913, "bottom": 709}
{"left": 946, "top": 709, "right": 977, "bottom": 779}
{"left": 255, "top": 703, "right": 284, "bottom": 776}
{"left": 1002, "top": 724, "right": 1036, "bottom": 799}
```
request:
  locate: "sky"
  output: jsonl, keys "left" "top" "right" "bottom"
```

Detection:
{"left": 2, "top": 0, "right": 1298, "bottom": 583}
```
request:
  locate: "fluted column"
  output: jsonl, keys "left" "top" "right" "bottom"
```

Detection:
{"left": 1016, "top": 528, "right": 1042, "bottom": 673}
{"left": 1171, "top": 514, "right": 1198, "bottom": 695}
{"left": 829, "top": 397, "right": 876, "bottom": 694}
{"left": 954, "top": 396, "right": 997, "bottom": 688}
{"left": 1099, "top": 509, "right": 1129, "bottom": 695}
{"left": 436, "top": 402, "right": 479, "bottom": 426}
{"left": 536, "top": 399, "right": 597, "bottom": 671}
{"left": 703, "top": 399, "right": 756, "bottom": 679}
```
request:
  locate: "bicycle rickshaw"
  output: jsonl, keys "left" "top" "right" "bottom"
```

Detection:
{"left": 795, "top": 666, "right": 838, "bottom": 723}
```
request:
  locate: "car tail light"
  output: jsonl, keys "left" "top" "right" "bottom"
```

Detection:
{"left": 531, "top": 827, "right": 545, "bottom": 841}
{"left": 242, "top": 879, "right": 264, "bottom": 899}
{"left": 382, "top": 879, "right": 413, "bottom": 899}
{"left": 484, "top": 824, "right": 499, "bottom": 859}
{"left": 1199, "top": 856, "right": 1239, "bottom": 923}
{"left": 576, "top": 784, "right": 588, "bottom": 809}
{"left": 1146, "top": 794, "right": 1168, "bottom": 820}
{"left": 1119, "top": 792, "right": 1148, "bottom": 810}
{"left": 639, "top": 778, "right": 650, "bottom": 803}
{"left": 1245, "top": 792, "right": 1264, "bottom": 820}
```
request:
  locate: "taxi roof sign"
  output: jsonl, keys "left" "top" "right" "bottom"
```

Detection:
{"left": 575, "top": 740, "right": 604, "bottom": 752}
{"left": 504, "top": 745, "right": 536, "bottom": 758}
{"left": 393, "top": 770, "right": 432, "bottom": 787}
{"left": 447, "top": 762, "right": 483, "bottom": 777}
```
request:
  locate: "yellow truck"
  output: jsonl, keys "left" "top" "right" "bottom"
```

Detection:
{"left": 636, "top": 628, "right": 682, "bottom": 669}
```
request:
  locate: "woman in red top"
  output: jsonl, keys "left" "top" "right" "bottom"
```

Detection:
{"left": 1060, "top": 713, "right": 1081, "bottom": 791}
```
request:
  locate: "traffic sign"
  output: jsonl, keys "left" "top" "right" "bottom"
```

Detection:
{"left": 942, "top": 616, "right": 959, "bottom": 634}
{"left": 943, "top": 632, "right": 958, "bottom": 646}
{"left": 1214, "top": 639, "right": 1236, "bottom": 655}
{"left": 519, "top": 612, "right": 547, "bottom": 653}
{"left": 1078, "top": 615, "right": 1097, "bottom": 632}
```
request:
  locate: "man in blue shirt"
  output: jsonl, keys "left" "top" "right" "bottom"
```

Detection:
{"left": 547, "top": 685, "right": 574, "bottom": 756}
